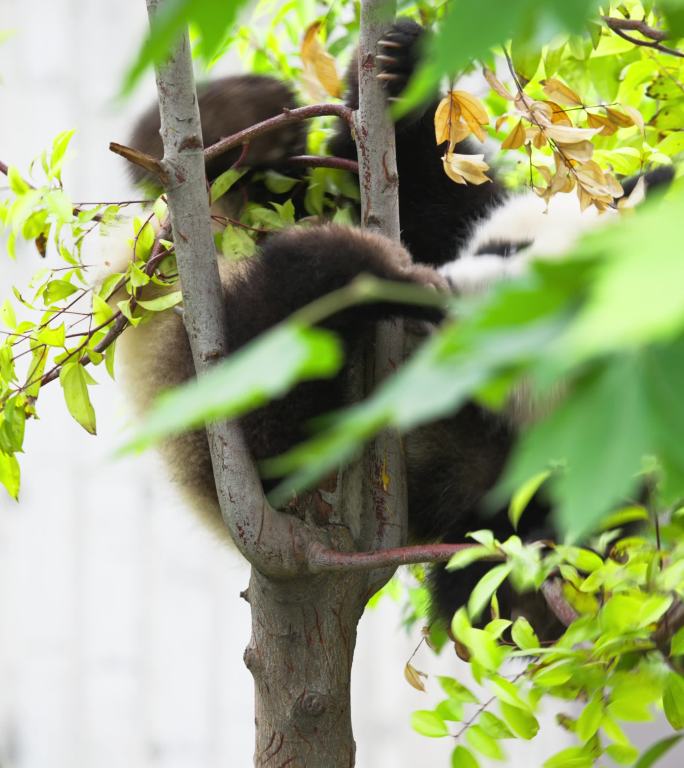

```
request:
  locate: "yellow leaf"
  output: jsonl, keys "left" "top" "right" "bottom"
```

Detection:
{"left": 442, "top": 153, "right": 491, "bottom": 185}
{"left": 526, "top": 126, "right": 546, "bottom": 149}
{"left": 543, "top": 123, "right": 601, "bottom": 144}
{"left": 451, "top": 90, "right": 489, "bottom": 142}
{"left": 495, "top": 114, "right": 509, "bottom": 132}
{"left": 577, "top": 185, "right": 594, "bottom": 212}
{"left": 605, "top": 107, "right": 633, "bottom": 128}
{"left": 434, "top": 96, "right": 470, "bottom": 148}
{"left": 620, "top": 104, "right": 645, "bottom": 134}
{"left": 404, "top": 663, "right": 427, "bottom": 692}
{"left": 560, "top": 140, "right": 594, "bottom": 162}
{"left": 300, "top": 21, "right": 342, "bottom": 99}
{"left": 541, "top": 78, "right": 583, "bottom": 106}
{"left": 587, "top": 112, "right": 617, "bottom": 136}
{"left": 483, "top": 67, "right": 513, "bottom": 100}
{"left": 546, "top": 100, "right": 573, "bottom": 126}
{"left": 501, "top": 120, "right": 526, "bottom": 150}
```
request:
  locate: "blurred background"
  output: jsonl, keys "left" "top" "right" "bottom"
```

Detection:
{"left": 0, "top": 0, "right": 679, "bottom": 766}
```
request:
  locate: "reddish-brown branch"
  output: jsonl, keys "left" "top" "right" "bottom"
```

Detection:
{"left": 204, "top": 103, "right": 354, "bottom": 166}
{"left": 602, "top": 15, "right": 684, "bottom": 58}
{"left": 286, "top": 155, "right": 359, "bottom": 174}
{"left": 307, "top": 542, "right": 499, "bottom": 571}
{"left": 540, "top": 578, "right": 579, "bottom": 627}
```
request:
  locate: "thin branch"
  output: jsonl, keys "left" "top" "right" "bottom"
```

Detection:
{"left": 109, "top": 142, "right": 169, "bottom": 183}
{"left": 540, "top": 578, "right": 579, "bottom": 628}
{"left": 307, "top": 542, "right": 498, "bottom": 572}
{"left": 286, "top": 154, "right": 359, "bottom": 174}
{"left": 204, "top": 103, "right": 354, "bottom": 167}
{"left": 602, "top": 15, "right": 684, "bottom": 58}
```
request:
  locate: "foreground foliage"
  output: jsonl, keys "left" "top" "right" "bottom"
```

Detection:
{"left": 2, "top": 0, "right": 684, "bottom": 765}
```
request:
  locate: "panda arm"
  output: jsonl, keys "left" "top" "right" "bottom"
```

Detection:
{"left": 328, "top": 18, "right": 505, "bottom": 267}
{"left": 127, "top": 74, "right": 308, "bottom": 190}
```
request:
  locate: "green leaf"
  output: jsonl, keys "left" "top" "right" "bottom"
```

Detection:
{"left": 411, "top": 710, "right": 449, "bottom": 738}
{"left": 663, "top": 674, "right": 684, "bottom": 730}
{"left": 446, "top": 546, "right": 492, "bottom": 571}
{"left": 606, "top": 744, "right": 640, "bottom": 765}
{"left": 460, "top": 627, "right": 507, "bottom": 672}
{"left": 543, "top": 745, "right": 594, "bottom": 768}
{"left": 499, "top": 701, "right": 539, "bottom": 740}
{"left": 511, "top": 617, "right": 539, "bottom": 651}
{"left": 122, "top": 0, "right": 251, "bottom": 93}
{"left": 466, "top": 724, "right": 504, "bottom": 760}
{"left": 509, "top": 470, "right": 551, "bottom": 529}
{"left": 451, "top": 745, "right": 480, "bottom": 768}
{"left": 599, "top": 505, "right": 649, "bottom": 530}
{"left": 533, "top": 660, "right": 574, "bottom": 688}
{"left": 7, "top": 166, "right": 30, "bottom": 195}
{"left": 210, "top": 168, "right": 247, "bottom": 204}
{"left": 478, "top": 711, "right": 513, "bottom": 739}
{"left": 488, "top": 675, "right": 531, "bottom": 711}
{"left": 576, "top": 692, "right": 603, "bottom": 742}
{"left": 136, "top": 291, "right": 183, "bottom": 312}
{"left": 1, "top": 299, "right": 17, "bottom": 330}
{"left": 221, "top": 224, "right": 256, "bottom": 260}
{"left": 50, "top": 129, "right": 76, "bottom": 180}
{"left": 37, "top": 324, "right": 66, "bottom": 348}
{"left": 435, "top": 698, "right": 465, "bottom": 722}
{"left": 264, "top": 171, "right": 298, "bottom": 195}
{"left": 633, "top": 734, "right": 684, "bottom": 768}
{"left": 555, "top": 546, "right": 603, "bottom": 573}
{"left": 44, "top": 279, "right": 79, "bottom": 304}
{"left": 438, "top": 676, "right": 480, "bottom": 704}
{"left": 59, "top": 362, "right": 97, "bottom": 435}
{"left": 0, "top": 450, "right": 20, "bottom": 500}
{"left": 44, "top": 190, "right": 73, "bottom": 223}
{"left": 125, "top": 324, "right": 342, "bottom": 453}
{"left": 657, "top": 133, "right": 684, "bottom": 158}
{"left": 25, "top": 346, "right": 48, "bottom": 398}
{"left": 511, "top": 38, "right": 541, "bottom": 83}
{"left": 671, "top": 626, "right": 684, "bottom": 656}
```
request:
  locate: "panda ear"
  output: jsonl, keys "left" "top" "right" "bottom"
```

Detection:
{"left": 621, "top": 166, "right": 675, "bottom": 199}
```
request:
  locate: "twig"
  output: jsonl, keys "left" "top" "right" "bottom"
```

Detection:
{"left": 286, "top": 155, "right": 359, "bottom": 174}
{"left": 109, "top": 142, "right": 170, "bottom": 184}
{"left": 602, "top": 15, "right": 684, "bottom": 59}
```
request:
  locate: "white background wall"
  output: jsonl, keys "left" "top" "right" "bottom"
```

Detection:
{"left": 0, "top": 1, "right": 679, "bottom": 767}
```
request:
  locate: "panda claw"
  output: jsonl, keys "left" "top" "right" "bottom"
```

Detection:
{"left": 378, "top": 38, "right": 402, "bottom": 49}
{"left": 377, "top": 72, "right": 402, "bottom": 82}
{"left": 376, "top": 54, "right": 399, "bottom": 65}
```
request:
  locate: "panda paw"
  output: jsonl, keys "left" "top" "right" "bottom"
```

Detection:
{"left": 376, "top": 19, "right": 424, "bottom": 100}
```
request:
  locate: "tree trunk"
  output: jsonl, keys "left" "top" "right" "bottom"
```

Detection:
{"left": 246, "top": 570, "right": 370, "bottom": 767}
{"left": 143, "top": 0, "right": 400, "bottom": 764}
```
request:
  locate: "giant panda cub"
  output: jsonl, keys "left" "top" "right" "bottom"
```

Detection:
{"left": 109, "top": 18, "right": 671, "bottom": 634}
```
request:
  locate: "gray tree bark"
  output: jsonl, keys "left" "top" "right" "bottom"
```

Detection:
{"left": 143, "top": 0, "right": 399, "bottom": 764}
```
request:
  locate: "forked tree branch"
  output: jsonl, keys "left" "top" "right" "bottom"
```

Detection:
{"left": 143, "top": 0, "right": 314, "bottom": 578}
{"left": 602, "top": 15, "right": 684, "bottom": 58}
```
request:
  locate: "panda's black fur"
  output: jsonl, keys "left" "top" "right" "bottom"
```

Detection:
{"left": 115, "top": 19, "right": 672, "bottom": 635}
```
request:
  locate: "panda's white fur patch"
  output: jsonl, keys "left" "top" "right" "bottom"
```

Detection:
{"left": 439, "top": 189, "right": 616, "bottom": 426}
{"left": 440, "top": 190, "right": 617, "bottom": 294}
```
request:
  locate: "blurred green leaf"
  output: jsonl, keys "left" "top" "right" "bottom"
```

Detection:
{"left": 124, "top": 323, "right": 342, "bottom": 452}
